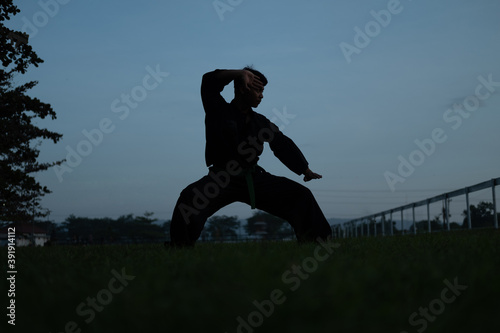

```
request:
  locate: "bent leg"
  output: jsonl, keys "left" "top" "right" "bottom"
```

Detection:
{"left": 251, "top": 172, "right": 332, "bottom": 243}
{"left": 170, "top": 173, "right": 246, "bottom": 246}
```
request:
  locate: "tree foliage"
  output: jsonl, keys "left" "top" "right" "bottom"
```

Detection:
{"left": 244, "top": 210, "right": 293, "bottom": 239}
{"left": 62, "top": 212, "right": 164, "bottom": 243}
{"left": 0, "top": 0, "right": 63, "bottom": 222}
{"left": 462, "top": 201, "right": 498, "bottom": 228}
{"left": 204, "top": 215, "right": 239, "bottom": 241}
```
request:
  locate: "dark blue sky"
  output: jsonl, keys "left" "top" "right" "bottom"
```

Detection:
{"left": 8, "top": 0, "right": 500, "bottom": 222}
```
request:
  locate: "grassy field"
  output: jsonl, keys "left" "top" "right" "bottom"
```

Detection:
{"left": 2, "top": 230, "right": 499, "bottom": 333}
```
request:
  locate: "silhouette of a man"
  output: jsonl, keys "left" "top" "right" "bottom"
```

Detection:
{"left": 169, "top": 67, "right": 332, "bottom": 246}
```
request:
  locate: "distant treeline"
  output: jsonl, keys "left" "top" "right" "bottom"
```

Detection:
{"left": 3, "top": 211, "right": 296, "bottom": 245}
{"left": 3, "top": 202, "right": 497, "bottom": 245}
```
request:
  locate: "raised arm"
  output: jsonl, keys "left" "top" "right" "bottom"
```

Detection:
{"left": 201, "top": 69, "right": 263, "bottom": 113}
{"left": 202, "top": 69, "right": 263, "bottom": 93}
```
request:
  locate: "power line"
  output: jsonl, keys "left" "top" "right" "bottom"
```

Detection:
{"left": 312, "top": 188, "right": 455, "bottom": 193}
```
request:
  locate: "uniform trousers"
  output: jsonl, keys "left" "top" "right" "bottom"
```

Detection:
{"left": 170, "top": 166, "right": 332, "bottom": 246}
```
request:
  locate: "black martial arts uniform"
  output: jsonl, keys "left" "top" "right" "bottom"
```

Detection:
{"left": 170, "top": 70, "right": 332, "bottom": 246}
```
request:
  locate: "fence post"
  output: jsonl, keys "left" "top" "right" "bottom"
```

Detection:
{"left": 427, "top": 200, "right": 431, "bottom": 233}
{"left": 412, "top": 204, "right": 416, "bottom": 235}
{"left": 382, "top": 214, "right": 386, "bottom": 236}
{"left": 466, "top": 187, "right": 472, "bottom": 229}
{"left": 444, "top": 194, "right": 450, "bottom": 231}
{"left": 390, "top": 211, "right": 394, "bottom": 236}
{"left": 401, "top": 209, "right": 404, "bottom": 235}
{"left": 493, "top": 179, "right": 498, "bottom": 229}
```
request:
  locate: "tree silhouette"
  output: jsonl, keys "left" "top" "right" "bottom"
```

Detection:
{"left": 245, "top": 210, "right": 293, "bottom": 239}
{"left": 205, "top": 215, "right": 239, "bottom": 241}
{"left": 0, "top": 1, "right": 64, "bottom": 222}
{"left": 62, "top": 213, "right": 164, "bottom": 244}
{"left": 134, "top": 211, "right": 158, "bottom": 224}
{"left": 163, "top": 219, "right": 171, "bottom": 241}
{"left": 462, "top": 201, "right": 497, "bottom": 229}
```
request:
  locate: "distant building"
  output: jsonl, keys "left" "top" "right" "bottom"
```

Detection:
{"left": 254, "top": 221, "right": 268, "bottom": 240}
{"left": 0, "top": 222, "right": 50, "bottom": 247}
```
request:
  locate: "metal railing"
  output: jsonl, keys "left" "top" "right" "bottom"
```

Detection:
{"left": 335, "top": 177, "right": 499, "bottom": 238}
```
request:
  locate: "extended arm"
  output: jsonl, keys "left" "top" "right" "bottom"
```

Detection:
{"left": 266, "top": 121, "right": 323, "bottom": 182}
{"left": 303, "top": 168, "right": 322, "bottom": 182}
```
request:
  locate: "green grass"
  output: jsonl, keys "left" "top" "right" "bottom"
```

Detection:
{"left": 2, "top": 230, "right": 500, "bottom": 333}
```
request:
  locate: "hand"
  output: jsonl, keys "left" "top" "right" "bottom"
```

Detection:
{"left": 303, "top": 168, "right": 322, "bottom": 182}
{"left": 237, "top": 70, "right": 263, "bottom": 94}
